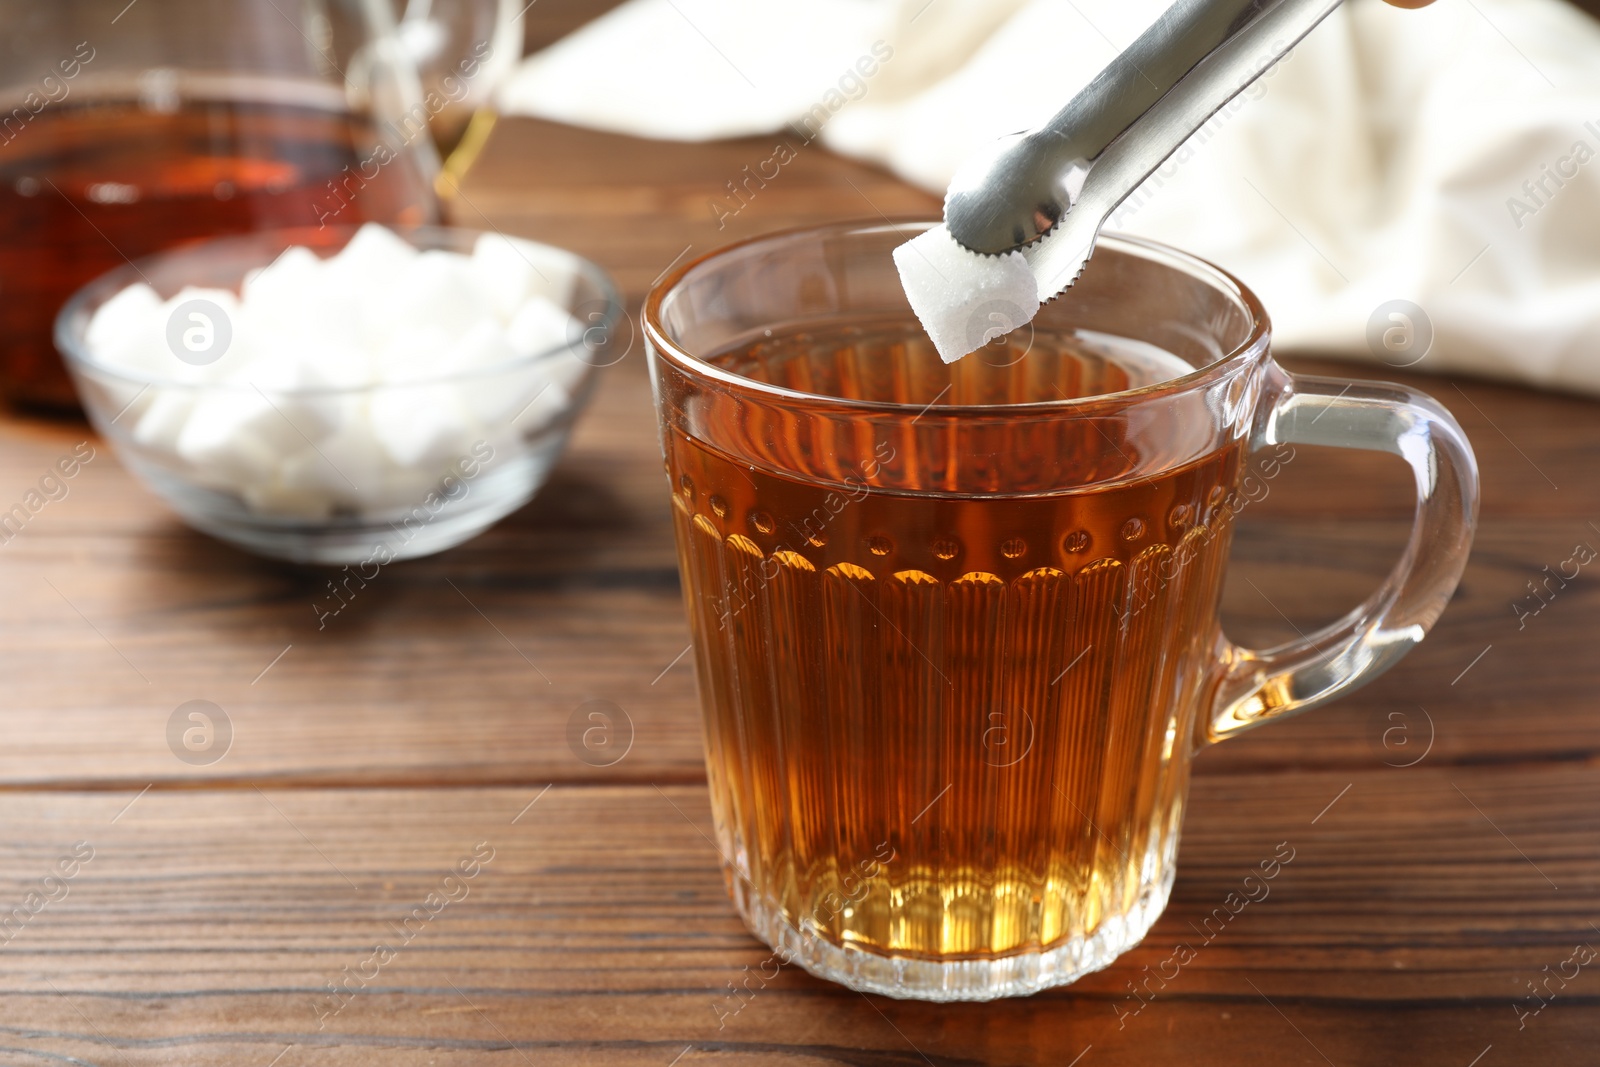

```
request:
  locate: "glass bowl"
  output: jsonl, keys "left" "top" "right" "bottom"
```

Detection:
{"left": 57, "top": 225, "right": 621, "bottom": 564}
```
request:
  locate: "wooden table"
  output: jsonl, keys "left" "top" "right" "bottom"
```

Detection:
{"left": 5, "top": 35, "right": 1600, "bottom": 1067}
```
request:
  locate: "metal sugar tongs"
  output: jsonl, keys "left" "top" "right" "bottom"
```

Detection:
{"left": 943, "top": 0, "right": 1345, "bottom": 298}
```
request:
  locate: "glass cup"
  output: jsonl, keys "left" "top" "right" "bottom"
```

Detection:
{"left": 643, "top": 220, "right": 1479, "bottom": 1002}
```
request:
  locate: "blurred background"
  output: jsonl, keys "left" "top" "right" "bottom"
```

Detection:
{"left": 488, "top": 0, "right": 1600, "bottom": 397}
{"left": 8, "top": 0, "right": 1600, "bottom": 416}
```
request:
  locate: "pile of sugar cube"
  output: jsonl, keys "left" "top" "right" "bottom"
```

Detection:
{"left": 84, "top": 224, "right": 588, "bottom": 520}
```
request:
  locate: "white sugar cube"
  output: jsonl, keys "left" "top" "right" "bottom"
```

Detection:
{"left": 893, "top": 226, "right": 1040, "bottom": 364}
{"left": 288, "top": 336, "right": 376, "bottom": 390}
{"left": 328, "top": 224, "right": 422, "bottom": 352}
{"left": 243, "top": 285, "right": 360, "bottom": 353}
{"left": 473, "top": 232, "right": 580, "bottom": 314}
{"left": 274, "top": 446, "right": 346, "bottom": 504}
{"left": 542, "top": 348, "right": 589, "bottom": 394}
{"left": 242, "top": 246, "right": 324, "bottom": 309}
{"left": 465, "top": 368, "right": 554, "bottom": 429}
{"left": 177, "top": 359, "right": 342, "bottom": 485}
{"left": 368, "top": 385, "right": 475, "bottom": 470}
{"left": 239, "top": 247, "right": 365, "bottom": 379}
{"left": 241, "top": 482, "right": 335, "bottom": 522}
{"left": 481, "top": 348, "right": 589, "bottom": 433}
{"left": 327, "top": 222, "right": 419, "bottom": 288}
{"left": 251, "top": 359, "right": 347, "bottom": 439}
{"left": 93, "top": 284, "right": 236, "bottom": 382}
{"left": 385, "top": 249, "right": 496, "bottom": 341}
{"left": 175, "top": 393, "right": 284, "bottom": 485}
{"left": 507, "top": 295, "right": 577, "bottom": 358}
{"left": 131, "top": 390, "right": 196, "bottom": 455}
{"left": 277, "top": 424, "right": 390, "bottom": 506}
{"left": 159, "top": 287, "right": 246, "bottom": 382}
{"left": 451, "top": 319, "right": 519, "bottom": 373}
{"left": 85, "top": 282, "right": 164, "bottom": 369}
{"left": 373, "top": 464, "right": 457, "bottom": 514}
{"left": 377, "top": 323, "right": 455, "bottom": 385}
{"left": 82, "top": 225, "right": 598, "bottom": 529}
{"left": 471, "top": 234, "right": 539, "bottom": 320}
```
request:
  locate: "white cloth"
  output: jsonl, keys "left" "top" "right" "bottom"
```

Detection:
{"left": 498, "top": 0, "right": 1600, "bottom": 397}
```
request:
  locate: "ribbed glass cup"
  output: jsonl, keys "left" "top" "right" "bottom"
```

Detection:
{"left": 643, "top": 221, "right": 1477, "bottom": 1001}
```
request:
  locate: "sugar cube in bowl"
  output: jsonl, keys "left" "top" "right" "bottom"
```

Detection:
{"left": 56, "top": 224, "right": 623, "bottom": 564}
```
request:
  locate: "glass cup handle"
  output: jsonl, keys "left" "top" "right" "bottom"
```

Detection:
{"left": 1205, "top": 371, "right": 1480, "bottom": 745}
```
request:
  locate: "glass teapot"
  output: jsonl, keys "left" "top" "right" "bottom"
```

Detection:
{"left": 0, "top": 0, "right": 513, "bottom": 410}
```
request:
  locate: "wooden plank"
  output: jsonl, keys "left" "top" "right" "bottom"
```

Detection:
{"left": 0, "top": 774, "right": 1593, "bottom": 1065}
{"left": 0, "top": 351, "right": 1595, "bottom": 786}
{"left": 0, "top": 499, "right": 1592, "bottom": 785}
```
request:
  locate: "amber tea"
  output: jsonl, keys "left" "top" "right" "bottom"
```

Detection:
{"left": 668, "top": 317, "right": 1242, "bottom": 964}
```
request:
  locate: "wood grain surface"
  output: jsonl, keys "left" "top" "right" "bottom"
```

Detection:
{"left": 2, "top": 6, "right": 1599, "bottom": 1064}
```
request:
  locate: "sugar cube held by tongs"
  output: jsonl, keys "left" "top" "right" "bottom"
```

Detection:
{"left": 898, "top": 0, "right": 1345, "bottom": 363}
